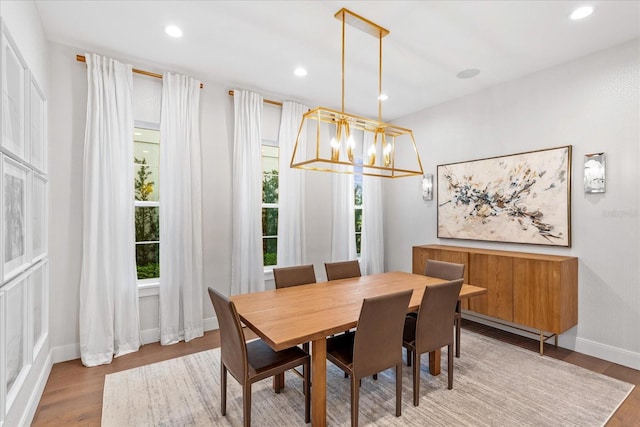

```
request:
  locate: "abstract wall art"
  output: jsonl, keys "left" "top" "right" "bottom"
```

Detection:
{"left": 437, "top": 146, "right": 572, "bottom": 247}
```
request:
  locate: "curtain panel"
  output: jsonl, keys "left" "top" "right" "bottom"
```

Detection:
{"left": 231, "top": 90, "right": 265, "bottom": 295}
{"left": 276, "top": 101, "right": 309, "bottom": 267}
{"left": 360, "top": 133, "right": 385, "bottom": 274}
{"left": 79, "top": 53, "right": 140, "bottom": 367}
{"left": 159, "top": 72, "right": 204, "bottom": 344}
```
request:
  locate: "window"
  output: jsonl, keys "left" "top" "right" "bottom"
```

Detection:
{"left": 134, "top": 127, "right": 160, "bottom": 279}
{"left": 262, "top": 141, "right": 279, "bottom": 266}
{"left": 354, "top": 175, "right": 362, "bottom": 256}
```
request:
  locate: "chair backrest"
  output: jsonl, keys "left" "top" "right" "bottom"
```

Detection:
{"left": 273, "top": 264, "right": 316, "bottom": 289}
{"left": 424, "top": 259, "right": 465, "bottom": 281}
{"left": 414, "top": 279, "right": 464, "bottom": 353}
{"left": 352, "top": 289, "right": 413, "bottom": 378}
{"left": 325, "top": 260, "right": 361, "bottom": 281}
{"left": 208, "top": 288, "right": 248, "bottom": 380}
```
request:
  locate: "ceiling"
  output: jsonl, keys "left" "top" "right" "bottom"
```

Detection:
{"left": 35, "top": 1, "right": 640, "bottom": 121}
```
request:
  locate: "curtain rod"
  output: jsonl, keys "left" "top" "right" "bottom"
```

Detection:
{"left": 76, "top": 55, "right": 204, "bottom": 89}
{"left": 227, "top": 90, "right": 283, "bottom": 107}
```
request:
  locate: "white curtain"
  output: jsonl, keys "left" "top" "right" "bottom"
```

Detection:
{"left": 159, "top": 72, "right": 204, "bottom": 344}
{"left": 231, "top": 90, "right": 265, "bottom": 294}
{"left": 360, "top": 132, "right": 385, "bottom": 275}
{"left": 79, "top": 53, "right": 140, "bottom": 367}
{"left": 330, "top": 162, "right": 356, "bottom": 262}
{"left": 276, "top": 101, "right": 308, "bottom": 267}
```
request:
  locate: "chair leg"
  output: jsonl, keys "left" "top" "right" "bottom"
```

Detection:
{"left": 406, "top": 348, "right": 412, "bottom": 366}
{"left": 273, "top": 373, "right": 284, "bottom": 394}
{"left": 395, "top": 363, "right": 402, "bottom": 417}
{"left": 448, "top": 344, "right": 454, "bottom": 390}
{"left": 304, "top": 362, "right": 311, "bottom": 423}
{"left": 221, "top": 364, "right": 227, "bottom": 416}
{"left": 351, "top": 375, "right": 359, "bottom": 427}
{"left": 373, "top": 373, "right": 378, "bottom": 380}
{"left": 455, "top": 301, "right": 461, "bottom": 358}
{"left": 413, "top": 352, "right": 420, "bottom": 407}
{"left": 243, "top": 383, "right": 251, "bottom": 427}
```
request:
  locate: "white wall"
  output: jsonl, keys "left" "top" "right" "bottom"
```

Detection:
{"left": 0, "top": 2, "right": 51, "bottom": 425}
{"left": 385, "top": 39, "right": 640, "bottom": 369}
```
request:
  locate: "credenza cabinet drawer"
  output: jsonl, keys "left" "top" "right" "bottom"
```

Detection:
{"left": 412, "top": 245, "right": 578, "bottom": 334}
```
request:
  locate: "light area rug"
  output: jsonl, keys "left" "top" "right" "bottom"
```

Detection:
{"left": 102, "top": 331, "right": 634, "bottom": 426}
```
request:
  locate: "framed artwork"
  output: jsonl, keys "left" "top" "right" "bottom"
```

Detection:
{"left": 1, "top": 22, "right": 28, "bottom": 161}
{"left": 3, "top": 274, "right": 29, "bottom": 409}
{"left": 438, "top": 145, "right": 572, "bottom": 247}
{"left": 31, "top": 173, "right": 47, "bottom": 262}
{"left": 0, "top": 289, "right": 5, "bottom": 424}
{"left": 30, "top": 261, "right": 48, "bottom": 361}
{"left": 584, "top": 152, "right": 605, "bottom": 194}
{"left": 30, "top": 77, "right": 47, "bottom": 173}
{"left": 3, "top": 156, "right": 29, "bottom": 281}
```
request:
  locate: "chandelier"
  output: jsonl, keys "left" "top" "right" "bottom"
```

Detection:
{"left": 290, "top": 8, "right": 423, "bottom": 178}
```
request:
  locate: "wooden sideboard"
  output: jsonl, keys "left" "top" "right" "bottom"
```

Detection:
{"left": 413, "top": 244, "right": 578, "bottom": 353}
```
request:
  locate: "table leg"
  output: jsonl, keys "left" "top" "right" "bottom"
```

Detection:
{"left": 429, "top": 349, "right": 441, "bottom": 375}
{"left": 312, "top": 338, "right": 327, "bottom": 426}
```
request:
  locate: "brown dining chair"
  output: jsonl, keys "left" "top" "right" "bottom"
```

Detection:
{"left": 424, "top": 259, "right": 465, "bottom": 358}
{"left": 273, "top": 264, "right": 317, "bottom": 289}
{"left": 324, "top": 260, "right": 361, "bottom": 281}
{"left": 272, "top": 264, "right": 316, "bottom": 389}
{"left": 403, "top": 279, "right": 463, "bottom": 406}
{"left": 326, "top": 289, "right": 413, "bottom": 426}
{"left": 208, "top": 288, "right": 311, "bottom": 426}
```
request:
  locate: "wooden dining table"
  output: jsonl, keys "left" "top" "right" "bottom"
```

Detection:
{"left": 231, "top": 270, "right": 486, "bottom": 426}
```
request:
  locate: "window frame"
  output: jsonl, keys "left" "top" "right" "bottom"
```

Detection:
{"left": 134, "top": 121, "right": 160, "bottom": 288}
{"left": 261, "top": 138, "right": 280, "bottom": 270}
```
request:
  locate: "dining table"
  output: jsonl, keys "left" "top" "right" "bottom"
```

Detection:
{"left": 231, "top": 270, "right": 487, "bottom": 426}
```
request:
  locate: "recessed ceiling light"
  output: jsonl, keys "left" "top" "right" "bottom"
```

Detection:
{"left": 378, "top": 93, "right": 388, "bottom": 101}
{"left": 294, "top": 67, "right": 307, "bottom": 77}
{"left": 570, "top": 6, "right": 594, "bottom": 20}
{"left": 165, "top": 25, "right": 183, "bottom": 38}
{"left": 456, "top": 68, "right": 480, "bottom": 79}
{"left": 134, "top": 132, "right": 142, "bottom": 136}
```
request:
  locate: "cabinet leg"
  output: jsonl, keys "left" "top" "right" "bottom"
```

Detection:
{"left": 554, "top": 334, "right": 558, "bottom": 347}
{"left": 539, "top": 331, "right": 544, "bottom": 355}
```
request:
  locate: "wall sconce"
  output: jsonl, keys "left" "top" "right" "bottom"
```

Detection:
{"left": 422, "top": 173, "right": 433, "bottom": 201}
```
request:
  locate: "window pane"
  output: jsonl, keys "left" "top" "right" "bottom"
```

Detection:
{"left": 135, "top": 206, "right": 159, "bottom": 242}
{"left": 263, "top": 237, "right": 277, "bottom": 266}
{"left": 356, "top": 233, "right": 362, "bottom": 256}
{"left": 262, "top": 207, "right": 278, "bottom": 237}
{"left": 136, "top": 243, "right": 159, "bottom": 279}
{"left": 355, "top": 208, "right": 363, "bottom": 233}
{"left": 134, "top": 129, "right": 160, "bottom": 202}
{"left": 262, "top": 145, "right": 279, "bottom": 204}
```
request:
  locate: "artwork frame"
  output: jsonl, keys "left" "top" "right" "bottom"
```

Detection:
{"left": 29, "top": 261, "right": 48, "bottom": 362}
{"left": 437, "top": 145, "right": 572, "bottom": 247}
{"left": 3, "top": 273, "right": 29, "bottom": 411}
{"left": 30, "top": 76, "right": 47, "bottom": 173}
{"left": 3, "top": 156, "right": 30, "bottom": 281}
{"left": 31, "top": 173, "right": 47, "bottom": 263}
{"left": 584, "top": 152, "right": 605, "bottom": 194}
{"left": 1, "top": 21, "right": 29, "bottom": 161}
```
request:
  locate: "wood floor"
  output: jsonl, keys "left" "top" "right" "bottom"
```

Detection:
{"left": 32, "top": 320, "right": 639, "bottom": 426}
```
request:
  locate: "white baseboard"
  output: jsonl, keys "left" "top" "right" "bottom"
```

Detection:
{"left": 574, "top": 336, "right": 640, "bottom": 371}
{"left": 52, "top": 342, "right": 80, "bottom": 364}
{"left": 463, "top": 312, "right": 640, "bottom": 370}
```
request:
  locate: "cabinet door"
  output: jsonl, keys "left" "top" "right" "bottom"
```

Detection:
{"left": 513, "top": 259, "right": 559, "bottom": 332}
{"left": 469, "top": 253, "right": 513, "bottom": 321}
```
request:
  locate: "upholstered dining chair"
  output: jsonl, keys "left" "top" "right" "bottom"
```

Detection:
{"left": 272, "top": 264, "right": 316, "bottom": 389}
{"left": 403, "top": 279, "right": 463, "bottom": 406}
{"left": 324, "top": 260, "right": 362, "bottom": 281}
{"left": 424, "top": 259, "right": 465, "bottom": 358}
{"left": 273, "top": 264, "right": 317, "bottom": 289}
{"left": 208, "top": 288, "right": 311, "bottom": 426}
{"left": 326, "top": 289, "right": 413, "bottom": 426}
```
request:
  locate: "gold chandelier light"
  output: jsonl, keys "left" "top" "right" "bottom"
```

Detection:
{"left": 290, "top": 8, "right": 423, "bottom": 178}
